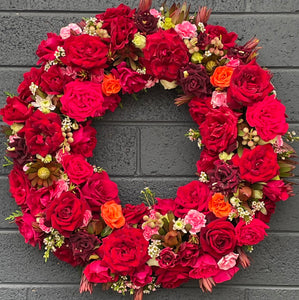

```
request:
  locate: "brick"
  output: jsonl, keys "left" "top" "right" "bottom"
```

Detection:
{"left": 0, "top": 287, "right": 27, "bottom": 300}
{"left": 246, "top": 0, "right": 299, "bottom": 13}
{"left": 140, "top": 125, "right": 199, "bottom": 176}
{"left": 0, "top": 232, "right": 81, "bottom": 283}
{"left": 0, "top": 132, "right": 11, "bottom": 176}
{"left": 89, "top": 125, "right": 137, "bottom": 176}
{"left": 246, "top": 288, "right": 299, "bottom": 299}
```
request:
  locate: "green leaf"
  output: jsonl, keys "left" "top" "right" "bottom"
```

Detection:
{"left": 3, "top": 156, "right": 13, "bottom": 167}
{"left": 4, "top": 91, "right": 15, "bottom": 97}
{"left": 101, "top": 226, "right": 113, "bottom": 237}
{"left": 5, "top": 210, "right": 22, "bottom": 221}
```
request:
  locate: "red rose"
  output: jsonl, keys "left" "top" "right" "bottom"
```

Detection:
{"left": 246, "top": 94, "right": 288, "bottom": 141}
{"left": 188, "top": 96, "right": 212, "bottom": 125}
{"left": 174, "top": 181, "right": 212, "bottom": 218}
{"left": 17, "top": 67, "right": 43, "bottom": 103}
{"left": 84, "top": 260, "right": 119, "bottom": 283}
{"left": 36, "top": 33, "right": 63, "bottom": 65}
{"left": 53, "top": 241, "right": 79, "bottom": 267}
{"left": 99, "top": 227, "right": 149, "bottom": 275}
{"left": 153, "top": 198, "right": 176, "bottom": 215}
{"left": 16, "top": 213, "right": 43, "bottom": 248}
{"left": 235, "top": 218, "right": 269, "bottom": 246}
{"left": 22, "top": 110, "right": 64, "bottom": 157}
{"left": 263, "top": 180, "right": 290, "bottom": 202}
{"left": 62, "top": 154, "right": 94, "bottom": 185}
{"left": 96, "top": 4, "right": 135, "bottom": 24}
{"left": 0, "top": 96, "right": 33, "bottom": 125}
{"left": 71, "top": 122, "right": 97, "bottom": 158}
{"left": 112, "top": 62, "right": 147, "bottom": 94}
{"left": 232, "top": 144, "right": 280, "bottom": 184}
{"left": 200, "top": 218, "right": 237, "bottom": 259}
{"left": 189, "top": 254, "right": 219, "bottom": 279}
{"left": 178, "top": 242, "right": 200, "bottom": 267}
{"left": 158, "top": 247, "right": 177, "bottom": 268}
{"left": 200, "top": 107, "right": 238, "bottom": 154}
{"left": 100, "top": 93, "right": 122, "bottom": 116}
{"left": 40, "top": 65, "right": 71, "bottom": 95}
{"left": 80, "top": 171, "right": 120, "bottom": 213}
{"left": 227, "top": 60, "right": 273, "bottom": 107}
{"left": 196, "top": 148, "right": 219, "bottom": 174}
{"left": 62, "top": 34, "right": 108, "bottom": 69}
{"left": 141, "top": 29, "right": 189, "bottom": 81}
{"left": 205, "top": 25, "right": 238, "bottom": 49}
{"left": 60, "top": 81, "right": 104, "bottom": 122}
{"left": 46, "top": 191, "right": 87, "bottom": 237}
{"left": 155, "top": 265, "right": 190, "bottom": 289}
{"left": 122, "top": 203, "right": 149, "bottom": 225}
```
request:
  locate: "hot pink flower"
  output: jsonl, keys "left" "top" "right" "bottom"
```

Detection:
{"left": 211, "top": 91, "right": 228, "bottom": 108}
{"left": 217, "top": 252, "right": 239, "bottom": 270}
{"left": 189, "top": 254, "right": 219, "bottom": 279}
{"left": 60, "top": 23, "right": 82, "bottom": 39}
{"left": 149, "top": 9, "right": 161, "bottom": 18}
{"left": 184, "top": 209, "right": 206, "bottom": 234}
{"left": 175, "top": 21, "right": 198, "bottom": 39}
{"left": 213, "top": 266, "right": 239, "bottom": 283}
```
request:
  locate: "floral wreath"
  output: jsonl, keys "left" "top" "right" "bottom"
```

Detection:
{"left": 1, "top": 0, "right": 297, "bottom": 299}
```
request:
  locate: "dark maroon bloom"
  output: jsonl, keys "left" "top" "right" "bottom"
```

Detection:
{"left": 178, "top": 242, "right": 200, "bottom": 267}
{"left": 158, "top": 247, "right": 177, "bottom": 268}
{"left": 135, "top": 10, "right": 158, "bottom": 34}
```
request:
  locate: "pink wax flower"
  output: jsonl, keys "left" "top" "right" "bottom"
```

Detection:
{"left": 211, "top": 91, "right": 228, "bottom": 108}
{"left": 175, "top": 21, "right": 198, "bottom": 39}
{"left": 82, "top": 210, "right": 92, "bottom": 227}
{"left": 60, "top": 23, "right": 82, "bottom": 39}
{"left": 226, "top": 58, "right": 241, "bottom": 68}
{"left": 149, "top": 9, "right": 161, "bottom": 18}
{"left": 184, "top": 209, "right": 206, "bottom": 234}
{"left": 217, "top": 252, "right": 239, "bottom": 270}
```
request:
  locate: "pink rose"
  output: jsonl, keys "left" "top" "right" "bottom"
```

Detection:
{"left": 84, "top": 260, "right": 118, "bottom": 283}
{"left": 184, "top": 209, "right": 206, "bottom": 234}
{"left": 131, "top": 265, "right": 152, "bottom": 287}
{"left": 211, "top": 91, "right": 228, "bottom": 108}
{"left": 217, "top": 252, "right": 239, "bottom": 270}
{"left": 263, "top": 180, "right": 291, "bottom": 202}
{"left": 235, "top": 218, "right": 269, "bottom": 246}
{"left": 175, "top": 21, "right": 197, "bottom": 39}
{"left": 189, "top": 254, "right": 219, "bottom": 279}
{"left": 60, "top": 23, "right": 82, "bottom": 39}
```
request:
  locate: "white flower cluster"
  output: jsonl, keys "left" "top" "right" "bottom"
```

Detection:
{"left": 148, "top": 240, "right": 161, "bottom": 259}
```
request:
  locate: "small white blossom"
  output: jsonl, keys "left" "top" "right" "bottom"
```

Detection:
{"left": 198, "top": 22, "right": 205, "bottom": 33}
{"left": 205, "top": 50, "right": 212, "bottom": 57}
{"left": 54, "top": 46, "right": 65, "bottom": 59}
{"left": 29, "top": 82, "right": 38, "bottom": 95}
{"left": 199, "top": 171, "right": 208, "bottom": 183}
{"left": 31, "top": 94, "right": 56, "bottom": 113}
{"left": 173, "top": 218, "right": 186, "bottom": 233}
{"left": 197, "top": 138, "right": 202, "bottom": 149}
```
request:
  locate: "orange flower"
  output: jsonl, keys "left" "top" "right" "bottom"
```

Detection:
{"left": 208, "top": 193, "right": 232, "bottom": 218}
{"left": 210, "top": 66, "right": 234, "bottom": 88}
{"left": 102, "top": 74, "right": 121, "bottom": 96}
{"left": 101, "top": 200, "right": 125, "bottom": 229}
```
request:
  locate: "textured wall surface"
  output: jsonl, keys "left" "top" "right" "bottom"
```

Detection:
{"left": 0, "top": 0, "right": 299, "bottom": 299}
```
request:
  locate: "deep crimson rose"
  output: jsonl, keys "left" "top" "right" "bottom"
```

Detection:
{"left": 99, "top": 227, "right": 150, "bottom": 275}
{"left": 0, "top": 96, "right": 33, "bottom": 125}
{"left": 235, "top": 218, "right": 269, "bottom": 246}
{"left": 200, "top": 218, "right": 237, "bottom": 259}
{"left": 22, "top": 110, "right": 64, "bottom": 157}
{"left": 188, "top": 96, "right": 212, "bottom": 125}
{"left": 141, "top": 29, "right": 189, "bottom": 81}
{"left": 53, "top": 240, "right": 80, "bottom": 267}
{"left": 227, "top": 60, "right": 273, "bottom": 107}
{"left": 71, "top": 122, "right": 97, "bottom": 158}
{"left": 36, "top": 33, "right": 63, "bottom": 65}
{"left": 131, "top": 265, "right": 153, "bottom": 287}
{"left": 17, "top": 67, "right": 43, "bottom": 103}
{"left": 100, "top": 93, "right": 122, "bottom": 116}
{"left": 174, "top": 181, "right": 212, "bottom": 218}
{"left": 96, "top": 4, "right": 135, "bottom": 25}
{"left": 153, "top": 198, "right": 176, "bottom": 215}
{"left": 135, "top": 10, "right": 158, "bottom": 34}
{"left": 246, "top": 94, "right": 288, "bottom": 141}
{"left": 40, "top": 65, "right": 71, "bottom": 95}
{"left": 112, "top": 62, "right": 147, "bottom": 94}
{"left": 60, "top": 81, "right": 104, "bottom": 122}
{"left": 232, "top": 144, "right": 280, "bottom": 184}
{"left": 16, "top": 213, "right": 43, "bottom": 248}
{"left": 158, "top": 247, "right": 177, "bottom": 268}
{"left": 155, "top": 265, "right": 191, "bottom": 289}
{"left": 178, "top": 242, "right": 200, "bottom": 267}
{"left": 27, "top": 186, "right": 53, "bottom": 216}
{"left": 189, "top": 254, "right": 219, "bottom": 279}
{"left": 123, "top": 203, "right": 149, "bottom": 225}
{"left": 179, "top": 63, "right": 213, "bottom": 98}
{"left": 80, "top": 171, "right": 120, "bottom": 212}
{"left": 255, "top": 198, "right": 276, "bottom": 223}
{"left": 62, "top": 154, "right": 94, "bottom": 185}
{"left": 196, "top": 148, "right": 219, "bottom": 174}
{"left": 46, "top": 191, "right": 87, "bottom": 237}
{"left": 8, "top": 165, "right": 30, "bottom": 207}
{"left": 200, "top": 107, "right": 238, "bottom": 154}
{"left": 62, "top": 34, "right": 108, "bottom": 69}
{"left": 263, "top": 180, "right": 290, "bottom": 202}
{"left": 69, "top": 230, "right": 100, "bottom": 266}
{"left": 84, "top": 260, "right": 119, "bottom": 283}
{"left": 205, "top": 25, "right": 238, "bottom": 49}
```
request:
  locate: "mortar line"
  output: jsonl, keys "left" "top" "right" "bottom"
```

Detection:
{"left": 135, "top": 127, "right": 142, "bottom": 176}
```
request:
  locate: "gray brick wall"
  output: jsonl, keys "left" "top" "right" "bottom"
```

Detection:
{"left": 0, "top": 1, "right": 299, "bottom": 299}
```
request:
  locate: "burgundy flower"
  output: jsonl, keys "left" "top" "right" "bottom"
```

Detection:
{"left": 178, "top": 242, "right": 200, "bottom": 267}
{"left": 135, "top": 10, "right": 158, "bottom": 34}
{"left": 158, "top": 247, "right": 177, "bottom": 268}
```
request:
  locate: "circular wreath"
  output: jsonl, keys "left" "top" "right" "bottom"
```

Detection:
{"left": 1, "top": 1, "right": 297, "bottom": 299}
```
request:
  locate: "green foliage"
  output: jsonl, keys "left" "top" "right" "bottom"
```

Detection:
{"left": 3, "top": 156, "right": 13, "bottom": 167}
{"left": 5, "top": 210, "right": 23, "bottom": 221}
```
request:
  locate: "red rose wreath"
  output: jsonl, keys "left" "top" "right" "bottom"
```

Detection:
{"left": 1, "top": 0, "right": 297, "bottom": 298}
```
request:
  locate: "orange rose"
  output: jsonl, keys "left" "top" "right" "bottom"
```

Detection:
{"left": 210, "top": 66, "right": 234, "bottom": 88}
{"left": 102, "top": 74, "right": 121, "bottom": 96}
{"left": 208, "top": 193, "right": 232, "bottom": 218}
{"left": 101, "top": 200, "right": 125, "bottom": 229}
